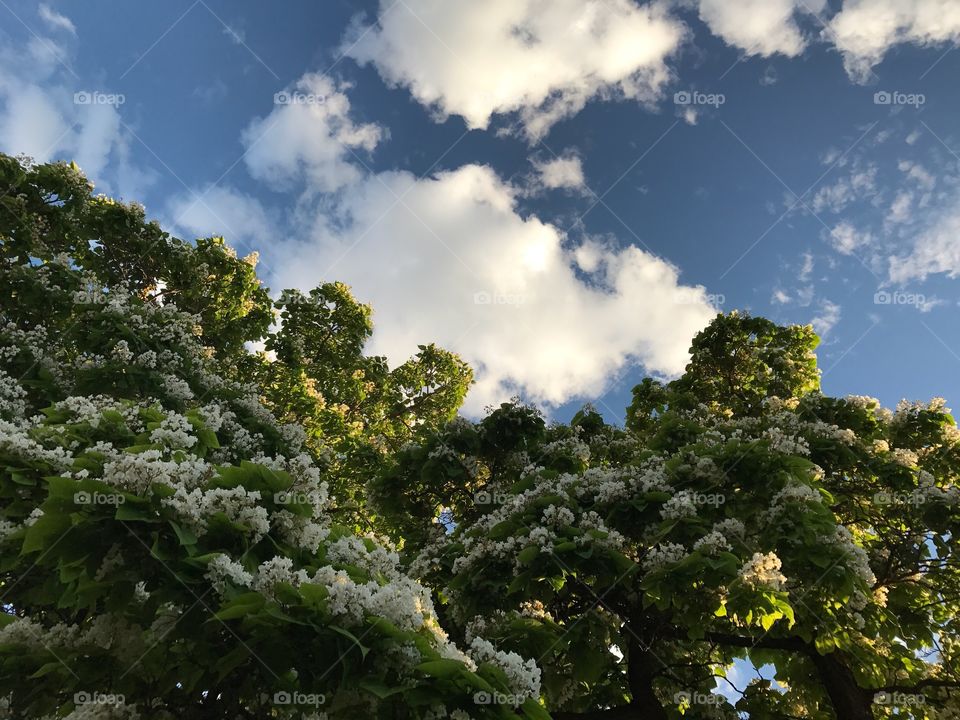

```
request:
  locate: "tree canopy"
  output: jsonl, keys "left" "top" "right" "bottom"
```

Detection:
{"left": 1, "top": 153, "right": 959, "bottom": 719}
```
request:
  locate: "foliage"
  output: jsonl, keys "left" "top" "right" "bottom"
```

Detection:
{"left": 0, "top": 154, "right": 533, "bottom": 720}
{"left": 387, "top": 318, "right": 960, "bottom": 719}
{"left": 3, "top": 152, "right": 960, "bottom": 720}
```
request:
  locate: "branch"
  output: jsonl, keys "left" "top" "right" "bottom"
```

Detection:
{"left": 877, "top": 678, "right": 960, "bottom": 693}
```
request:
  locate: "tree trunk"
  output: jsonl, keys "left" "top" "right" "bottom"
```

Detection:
{"left": 809, "top": 651, "right": 875, "bottom": 720}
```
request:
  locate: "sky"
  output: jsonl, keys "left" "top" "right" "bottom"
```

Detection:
{"left": 3, "top": 0, "right": 960, "bottom": 422}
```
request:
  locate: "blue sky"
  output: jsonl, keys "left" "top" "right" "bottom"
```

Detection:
{"left": 3, "top": 0, "right": 960, "bottom": 422}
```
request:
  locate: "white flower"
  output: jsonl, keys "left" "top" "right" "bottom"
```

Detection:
{"left": 643, "top": 542, "right": 687, "bottom": 572}
{"left": 469, "top": 637, "right": 541, "bottom": 703}
{"left": 694, "top": 531, "right": 731, "bottom": 554}
{"left": 738, "top": 552, "right": 787, "bottom": 591}
{"left": 205, "top": 554, "right": 253, "bottom": 596}
{"left": 661, "top": 490, "right": 700, "bottom": 521}
{"left": 149, "top": 412, "right": 197, "bottom": 450}
{"left": 541, "top": 504, "right": 575, "bottom": 526}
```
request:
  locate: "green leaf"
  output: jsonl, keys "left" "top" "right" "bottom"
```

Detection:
{"left": 518, "top": 545, "right": 540, "bottom": 566}
{"left": 213, "top": 592, "right": 264, "bottom": 621}
{"left": 416, "top": 659, "right": 469, "bottom": 679}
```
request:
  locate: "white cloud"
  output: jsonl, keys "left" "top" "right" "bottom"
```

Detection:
{"left": 0, "top": 23, "right": 142, "bottom": 197}
{"left": 167, "top": 185, "right": 273, "bottom": 252}
{"left": 886, "top": 190, "right": 914, "bottom": 224}
{"left": 889, "top": 205, "right": 960, "bottom": 282}
{"left": 697, "top": 0, "right": 827, "bottom": 57}
{"left": 759, "top": 65, "right": 779, "bottom": 85}
{"left": 829, "top": 0, "right": 960, "bottom": 82}
{"left": 0, "top": 83, "right": 69, "bottom": 161}
{"left": 345, "top": 0, "right": 684, "bottom": 140}
{"left": 800, "top": 252, "right": 814, "bottom": 281}
{"left": 811, "top": 163, "right": 878, "bottom": 213}
{"left": 222, "top": 23, "right": 245, "bottom": 45}
{"left": 532, "top": 152, "right": 586, "bottom": 192}
{"left": 826, "top": 221, "right": 873, "bottom": 255}
{"left": 38, "top": 4, "right": 76, "bottom": 35}
{"left": 242, "top": 74, "right": 383, "bottom": 193}
{"left": 73, "top": 101, "right": 122, "bottom": 181}
{"left": 811, "top": 299, "right": 841, "bottom": 337}
{"left": 269, "top": 164, "right": 717, "bottom": 413}
{"left": 898, "top": 159, "right": 935, "bottom": 190}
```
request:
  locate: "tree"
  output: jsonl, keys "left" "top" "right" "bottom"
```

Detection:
{"left": 0, "top": 153, "right": 541, "bottom": 719}
{"left": 383, "top": 314, "right": 960, "bottom": 719}
{"left": 4, "top": 151, "right": 959, "bottom": 720}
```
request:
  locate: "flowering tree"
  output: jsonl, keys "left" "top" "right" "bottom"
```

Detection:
{"left": 378, "top": 316, "right": 960, "bottom": 719}
{"left": 0, "top": 154, "right": 542, "bottom": 720}
{"left": 3, "top": 153, "right": 959, "bottom": 720}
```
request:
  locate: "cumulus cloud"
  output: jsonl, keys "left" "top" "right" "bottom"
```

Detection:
{"left": 0, "top": 31, "right": 131, "bottom": 193}
{"left": 167, "top": 185, "right": 274, "bottom": 251}
{"left": 241, "top": 74, "right": 383, "bottom": 193}
{"left": 531, "top": 152, "right": 587, "bottom": 192}
{"left": 344, "top": 0, "right": 684, "bottom": 140}
{"left": 697, "top": 0, "right": 827, "bottom": 57}
{"left": 269, "top": 164, "right": 718, "bottom": 413}
{"left": 829, "top": 0, "right": 960, "bottom": 81}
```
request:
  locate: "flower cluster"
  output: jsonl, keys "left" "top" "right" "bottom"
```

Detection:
{"left": 468, "top": 637, "right": 542, "bottom": 704}
{"left": 737, "top": 552, "right": 787, "bottom": 591}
